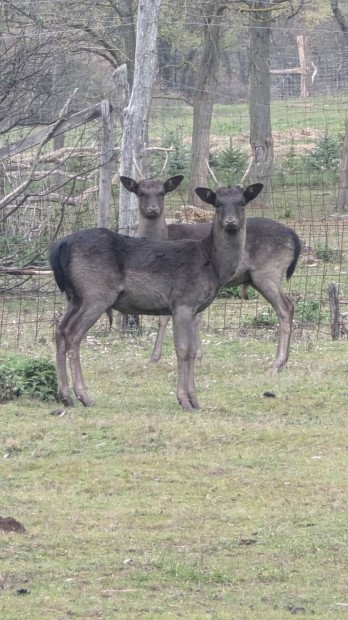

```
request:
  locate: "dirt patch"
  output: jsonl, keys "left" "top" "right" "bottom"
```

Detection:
{"left": 0, "top": 516, "right": 26, "bottom": 533}
{"left": 209, "top": 127, "right": 320, "bottom": 158}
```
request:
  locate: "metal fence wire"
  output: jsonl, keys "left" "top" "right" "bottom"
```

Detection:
{"left": 1, "top": 38, "right": 348, "bottom": 351}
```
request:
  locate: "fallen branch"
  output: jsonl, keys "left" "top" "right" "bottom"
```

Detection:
{"left": 0, "top": 267, "right": 52, "bottom": 276}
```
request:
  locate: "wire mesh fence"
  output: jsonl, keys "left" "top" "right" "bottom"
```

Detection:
{"left": 1, "top": 28, "right": 348, "bottom": 351}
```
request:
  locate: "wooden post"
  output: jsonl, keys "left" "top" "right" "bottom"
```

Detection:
{"left": 297, "top": 35, "right": 312, "bottom": 98}
{"left": 328, "top": 282, "right": 341, "bottom": 340}
{"left": 98, "top": 100, "right": 115, "bottom": 228}
{"left": 270, "top": 34, "right": 314, "bottom": 98}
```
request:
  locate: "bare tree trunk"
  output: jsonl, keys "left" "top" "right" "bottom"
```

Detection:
{"left": 98, "top": 100, "right": 115, "bottom": 227}
{"left": 52, "top": 132, "right": 65, "bottom": 189}
{"left": 249, "top": 5, "right": 273, "bottom": 206}
{"left": 330, "top": 0, "right": 348, "bottom": 35}
{"left": 116, "top": 0, "right": 137, "bottom": 91}
{"left": 118, "top": 0, "right": 162, "bottom": 235}
{"left": 112, "top": 64, "right": 129, "bottom": 123}
{"left": 188, "top": 3, "right": 225, "bottom": 206}
{"left": 336, "top": 119, "right": 348, "bottom": 211}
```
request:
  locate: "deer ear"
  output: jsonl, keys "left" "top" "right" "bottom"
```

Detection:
{"left": 243, "top": 183, "right": 264, "bottom": 203}
{"left": 195, "top": 187, "right": 216, "bottom": 205}
{"left": 164, "top": 175, "right": 184, "bottom": 194}
{"left": 120, "top": 176, "right": 139, "bottom": 194}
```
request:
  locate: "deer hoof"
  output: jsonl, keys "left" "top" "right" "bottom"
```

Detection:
{"left": 60, "top": 393, "right": 74, "bottom": 407}
{"left": 178, "top": 397, "right": 200, "bottom": 412}
{"left": 77, "top": 395, "right": 95, "bottom": 407}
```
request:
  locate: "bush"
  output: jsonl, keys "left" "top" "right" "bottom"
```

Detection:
{"left": 0, "top": 357, "right": 58, "bottom": 402}
{"left": 303, "top": 131, "right": 342, "bottom": 172}
{"left": 282, "top": 143, "right": 303, "bottom": 175}
{"left": 151, "top": 130, "right": 190, "bottom": 177}
{"left": 214, "top": 145, "right": 248, "bottom": 184}
{"left": 242, "top": 309, "right": 277, "bottom": 328}
{"left": 295, "top": 300, "right": 324, "bottom": 324}
{"left": 314, "top": 241, "right": 342, "bottom": 263}
{"left": 218, "top": 285, "right": 257, "bottom": 300}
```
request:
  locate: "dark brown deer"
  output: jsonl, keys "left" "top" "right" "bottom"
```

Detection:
{"left": 120, "top": 176, "right": 301, "bottom": 371}
{"left": 49, "top": 182, "right": 263, "bottom": 411}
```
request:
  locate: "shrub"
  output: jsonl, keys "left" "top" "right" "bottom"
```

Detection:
{"left": 281, "top": 143, "right": 303, "bottom": 175}
{"left": 295, "top": 300, "right": 324, "bottom": 324}
{"left": 315, "top": 241, "right": 342, "bottom": 263}
{"left": 0, "top": 357, "right": 58, "bottom": 402}
{"left": 218, "top": 285, "right": 257, "bottom": 300}
{"left": 214, "top": 145, "right": 248, "bottom": 184}
{"left": 242, "top": 309, "right": 277, "bottom": 328}
{"left": 303, "top": 131, "right": 342, "bottom": 172}
{"left": 151, "top": 130, "right": 190, "bottom": 177}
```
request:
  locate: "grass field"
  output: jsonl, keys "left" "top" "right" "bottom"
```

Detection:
{"left": 1, "top": 93, "right": 348, "bottom": 618}
{"left": 1, "top": 329, "right": 348, "bottom": 619}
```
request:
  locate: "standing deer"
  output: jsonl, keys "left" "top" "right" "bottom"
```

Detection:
{"left": 49, "top": 182, "right": 263, "bottom": 411}
{"left": 120, "top": 175, "right": 301, "bottom": 371}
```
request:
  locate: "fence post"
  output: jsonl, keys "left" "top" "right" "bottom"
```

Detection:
{"left": 328, "top": 282, "right": 341, "bottom": 340}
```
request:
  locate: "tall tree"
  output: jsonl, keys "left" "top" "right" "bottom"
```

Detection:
{"left": 118, "top": 0, "right": 163, "bottom": 234}
{"left": 188, "top": 1, "right": 227, "bottom": 206}
{"left": 330, "top": 0, "right": 348, "bottom": 210}
{"left": 248, "top": 1, "right": 273, "bottom": 204}
{"left": 232, "top": 0, "right": 310, "bottom": 205}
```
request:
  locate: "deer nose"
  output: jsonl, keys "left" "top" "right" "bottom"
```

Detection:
{"left": 148, "top": 207, "right": 160, "bottom": 216}
{"left": 224, "top": 217, "right": 239, "bottom": 230}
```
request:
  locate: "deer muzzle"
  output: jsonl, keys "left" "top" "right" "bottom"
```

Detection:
{"left": 223, "top": 218, "right": 240, "bottom": 232}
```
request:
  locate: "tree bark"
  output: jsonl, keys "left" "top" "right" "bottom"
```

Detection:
{"left": 115, "top": 0, "right": 137, "bottom": 90}
{"left": 336, "top": 119, "right": 348, "bottom": 211}
{"left": 118, "top": 0, "right": 162, "bottom": 235}
{"left": 188, "top": 3, "right": 225, "bottom": 206}
{"left": 330, "top": 0, "right": 348, "bottom": 36}
{"left": 98, "top": 100, "right": 115, "bottom": 227}
{"left": 249, "top": 4, "right": 273, "bottom": 206}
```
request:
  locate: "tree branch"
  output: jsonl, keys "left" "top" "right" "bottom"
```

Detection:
{"left": 0, "top": 90, "right": 77, "bottom": 212}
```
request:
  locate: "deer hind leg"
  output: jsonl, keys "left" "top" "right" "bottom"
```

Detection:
{"left": 195, "top": 313, "right": 203, "bottom": 362}
{"left": 172, "top": 308, "right": 199, "bottom": 411}
{"left": 150, "top": 315, "right": 171, "bottom": 363}
{"left": 254, "top": 279, "right": 294, "bottom": 371}
{"left": 55, "top": 300, "right": 78, "bottom": 407}
{"left": 271, "top": 291, "right": 294, "bottom": 371}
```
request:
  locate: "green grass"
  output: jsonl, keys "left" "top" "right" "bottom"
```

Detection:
{"left": 1, "top": 332, "right": 348, "bottom": 618}
{"left": 151, "top": 94, "right": 348, "bottom": 140}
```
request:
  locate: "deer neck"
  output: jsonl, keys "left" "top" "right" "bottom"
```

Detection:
{"left": 137, "top": 214, "right": 169, "bottom": 241}
{"left": 210, "top": 218, "right": 246, "bottom": 286}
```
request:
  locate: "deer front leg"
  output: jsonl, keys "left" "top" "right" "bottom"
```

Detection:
{"left": 172, "top": 309, "right": 199, "bottom": 411}
{"left": 150, "top": 315, "right": 171, "bottom": 363}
